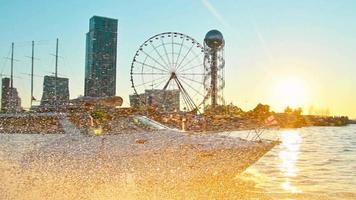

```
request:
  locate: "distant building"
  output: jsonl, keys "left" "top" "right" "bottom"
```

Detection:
{"left": 84, "top": 16, "right": 118, "bottom": 97}
{"left": 1, "top": 78, "right": 22, "bottom": 112}
{"left": 40, "top": 75, "right": 69, "bottom": 107}
{"left": 130, "top": 89, "right": 180, "bottom": 112}
{"left": 70, "top": 96, "right": 123, "bottom": 107}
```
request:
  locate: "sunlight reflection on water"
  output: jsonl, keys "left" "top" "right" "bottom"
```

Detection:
{"left": 279, "top": 130, "right": 302, "bottom": 193}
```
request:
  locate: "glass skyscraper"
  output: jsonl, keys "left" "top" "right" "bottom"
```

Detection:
{"left": 85, "top": 16, "right": 118, "bottom": 97}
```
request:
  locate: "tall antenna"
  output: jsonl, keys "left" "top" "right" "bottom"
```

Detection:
{"left": 55, "top": 38, "right": 58, "bottom": 79}
{"left": 31, "top": 41, "right": 34, "bottom": 107}
{"left": 10, "top": 42, "right": 14, "bottom": 89}
{"left": 3, "top": 43, "right": 20, "bottom": 112}
{"left": 55, "top": 38, "right": 58, "bottom": 110}
{"left": 9, "top": 42, "right": 14, "bottom": 107}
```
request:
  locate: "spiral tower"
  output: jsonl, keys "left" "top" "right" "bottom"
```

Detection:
{"left": 203, "top": 30, "right": 225, "bottom": 110}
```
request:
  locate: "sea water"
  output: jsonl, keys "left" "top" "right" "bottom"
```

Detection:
{"left": 228, "top": 124, "right": 356, "bottom": 199}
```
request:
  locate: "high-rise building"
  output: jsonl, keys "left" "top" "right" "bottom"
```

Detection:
{"left": 1, "top": 78, "right": 22, "bottom": 112}
{"left": 129, "top": 89, "right": 180, "bottom": 112}
{"left": 40, "top": 75, "right": 69, "bottom": 107}
{"left": 85, "top": 16, "right": 118, "bottom": 97}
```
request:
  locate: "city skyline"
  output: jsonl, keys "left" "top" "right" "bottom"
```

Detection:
{"left": 0, "top": 0, "right": 355, "bottom": 117}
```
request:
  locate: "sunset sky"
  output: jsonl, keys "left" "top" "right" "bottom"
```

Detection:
{"left": 0, "top": 0, "right": 355, "bottom": 117}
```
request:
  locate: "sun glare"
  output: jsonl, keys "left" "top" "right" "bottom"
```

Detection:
{"left": 273, "top": 77, "right": 308, "bottom": 109}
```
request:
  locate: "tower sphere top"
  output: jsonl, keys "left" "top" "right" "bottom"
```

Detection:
{"left": 204, "top": 29, "right": 224, "bottom": 49}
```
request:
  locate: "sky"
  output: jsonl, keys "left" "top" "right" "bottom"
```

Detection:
{"left": 0, "top": 0, "right": 355, "bottom": 118}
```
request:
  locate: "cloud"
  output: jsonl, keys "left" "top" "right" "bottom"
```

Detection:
{"left": 201, "top": 0, "right": 232, "bottom": 29}
{"left": 246, "top": 9, "right": 274, "bottom": 65}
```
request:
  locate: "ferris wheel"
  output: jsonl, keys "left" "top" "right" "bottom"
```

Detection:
{"left": 130, "top": 32, "right": 208, "bottom": 112}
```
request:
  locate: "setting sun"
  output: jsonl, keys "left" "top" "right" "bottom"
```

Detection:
{"left": 273, "top": 77, "right": 308, "bottom": 109}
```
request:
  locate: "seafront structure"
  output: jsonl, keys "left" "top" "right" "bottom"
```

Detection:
{"left": 130, "top": 89, "right": 180, "bottom": 112}
{"left": 130, "top": 32, "right": 206, "bottom": 112}
{"left": 84, "top": 16, "right": 118, "bottom": 97}
{"left": 40, "top": 75, "right": 69, "bottom": 107}
{"left": 1, "top": 77, "right": 22, "bottom": 112}
{"left": 204, "top": 30, "right": 225, "bottom": 109}
{"left": 129, "top": 30, "right": 227, "bottom": 113}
